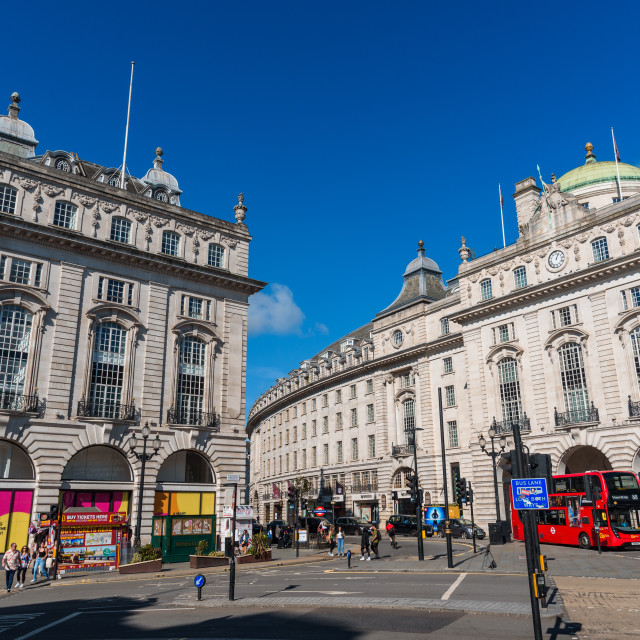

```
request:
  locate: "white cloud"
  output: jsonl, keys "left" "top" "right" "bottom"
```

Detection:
{"left": 248, "top": 284, "right": 306, "bottom": 336}
{"left": 314, "top": 322, "right": 329, "bottom": 335}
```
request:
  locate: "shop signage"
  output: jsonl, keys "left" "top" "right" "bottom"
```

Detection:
{"left": 61, "top": 512, "right": 128, "bottom": 525}
{"left": 351, "top": 493, "right": 377, "bottom": 502}
{"left": 222, "top": 505, "right": 254, "bottom": 518}
{"left": 396, "top": 490, "right": 411, "bottom": 499}
{"left": 332, "top": 495, "right": 345, "bottom": 503}
{"left": 298, "top": 529, "right": 308, "bottom": 543}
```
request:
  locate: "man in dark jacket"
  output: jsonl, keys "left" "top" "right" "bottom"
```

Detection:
{"left": 360, "top": 527, "right": 371, "bottom": 561}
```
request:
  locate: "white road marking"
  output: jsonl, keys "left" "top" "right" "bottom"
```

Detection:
{"left": 441, "top": 573, "right": 467, "bottom": 600}
{"left": 14, "top": 612, "right": 81, "bottom": 640}
{"left": 0, "top": 614, "right": 44, "bottom": 634}
{"left": 279, "top": 590, "right": 361, "bottom": 595}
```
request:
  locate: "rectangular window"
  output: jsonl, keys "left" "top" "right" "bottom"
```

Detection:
{"left": 293, "top": 451, "right": 297, "bottom": 470}
{"left": 351, "top": 408, "right": 358, "bottom": 427}
{"left": 0, "top": 185, "right": 17, "bottom": 214}
{"left": 293, "top": 406, "right": 297, "bottom": 418}
{"left": 322, "top": 393, "right": 328, "bottom": 408}
{"left": 188, "top": 296, "right": 204, "bottom": 319}
{"left": 323, "top": 443, "right": 329, "bottom": 465}
{"left": 368, "top": 434, "right": 376, "bottom": 458}
{"left": 279, "top": 433, "right": 282, "bottom": 447}
{"left": 350, "top": 384, "right": 356, "bottom": 399}
{"left": 366, "top": 379, "right": 373, "bottom": 393}
{"left": 552, "top": 304, "right": 579, "bottom": 328}
{"left": 285, "top": 429, "right": 289, "bottom": 444}
{"left": 106, "top": 278, "right": 125, "bottom": 304}
{"left": 480, "top": 278, "right": 493, "bottom": 300}
{"left": 293, "top": 426, "right": 297, "bottom": 442}
{"left": 336, "top": 412, "right": 343, "bottom": 430}
{"left": 161, "top": 231, "right": 180, "bottom": 256}
{"left": 312, "top": 447, "right": 317, "bottom": 467}
{"left": 443, "top": 357, "right": 453, "bottom": 373}
{"left": 9, "top": 258, "right": 31, "bottom": 285}
{"left": 514, "top": 266, "right": 528, "bottom": 289}
{"left": 110, "top": 217, "right": 131, "bottom": 244}
{"left": 312, "top": 399, "right": 317, "bottom": 410}
{"left": 0, "top": 256, "right": 5, "bottom": 279}
{"left": 367, "top": 404, "right": 374, "bottom": 422}
{"left": 340, "top": 339, "right": 354, "bottom": 352}
{"left": 285, "top": 453, "right": 289, "bottom": 472}
{"left": 322, "top": 416, "right": 329, "bottom": 434}
{"left": 592, "top": 237, "right": 610, "bottom": 262}
{"left": 351, "top": 438, "right": 358, "bottom": 461}
{"left": 279, "top": 456, "right": 282, "bottom": 474}
{"left": 302, "top": 450, "right": 307, "bottom": 468}
{"left": 402, "top": 372, "right": 412, "bottom": 388}
{"left": 448, "top": 420, "right": 459, "bottom": 448}
{"left": 335, "top": 389, "right": 342, "bottom": 403}
{"left": 302, "top": 402, "right": 307, "bottom": 414}
{"left": 53, "top": 202, "right": 77, "bottom": 229}
{"left": 492, "top": 323, "right": 512, "bottom": 344}
{"left": 302, "top": 423, "right": 306, "bottom": 439}
{"left": 312, "top": 420, "right": 317, "bottom": 436}
{"left": 208, "top": 243, "right": 225, "bottom": 268}
{"left": 622, "top": 287, "right": 640, "bottom": 310}
{"left": 352, "top": 472, "right": 361, "bottom": 491}
{"left": 286, "top": 409, "right": 290, "bottom": 421}
{"left": 441, "top": 317, "right": 450, "bottom": 335}
{"left": 445, "top": 385, "right": 456, "bottom": 407}
{"left": 337, "top": 441, "right": 343, "bottom": 463}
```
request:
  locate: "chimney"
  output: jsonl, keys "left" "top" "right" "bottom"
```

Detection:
{"left": 513, "top": 177, "right": 541, "bottom": 232}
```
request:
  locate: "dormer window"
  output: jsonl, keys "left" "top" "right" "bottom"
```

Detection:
{"left": 340, "top": 339, "right": 354, "bottom": 352}
{"left": 392, "top": 329, "right": 403, "bottom": 346}
{"left": 110, "top": 217, "right": 131, "bottom": 244}
{"left": 108, "top": 175, "right": 120, "bottom": 187}
{"left": 55, "top": 158, "right": 70, "bottom": 172}
{"left": 155, "top": 191, "right": 168, "bottom": 202}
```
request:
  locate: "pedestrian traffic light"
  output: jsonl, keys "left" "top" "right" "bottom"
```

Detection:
{"left": 288, "top": 485, "right": 297, "bottom": 502}
{"left": 405, "top": 473, "right": 419, "bottom": 501}
{"left": 455, "top": 477, "right": 466, "bottom": 506}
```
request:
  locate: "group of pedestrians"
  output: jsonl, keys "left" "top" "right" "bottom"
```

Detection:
{"left": 360, "top": 524, "right": 382, "bottom": 560}
{"left": 2, "top": 542, "right": 52, "bottom": 592}
{"left": 327, "top": 525, "right": 345, "bottom": 556}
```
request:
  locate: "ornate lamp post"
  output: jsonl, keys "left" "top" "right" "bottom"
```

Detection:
{"left": 129, "top": 422, "right": 161, "bottom": 547}
{"left": 478, "top": 427, "right": 507, "bottom": 522}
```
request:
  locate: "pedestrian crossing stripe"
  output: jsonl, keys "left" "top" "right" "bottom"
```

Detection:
{"left": 0, "top": 613, "right": 44, "bottom": 633}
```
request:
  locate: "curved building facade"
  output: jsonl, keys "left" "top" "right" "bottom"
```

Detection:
{"left": 248, "top": 142, "right": 640, "bottom": 530}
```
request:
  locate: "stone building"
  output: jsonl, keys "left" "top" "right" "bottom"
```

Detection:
{"left": 247, "top": 142, "right": 640, "bottom": 531}
{"left": 0, "top": 92, "right": 265, "bottom": 562}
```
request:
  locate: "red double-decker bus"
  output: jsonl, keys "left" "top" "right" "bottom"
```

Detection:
{"left": 512, "top": 470, "right": 640, "bottom": 549}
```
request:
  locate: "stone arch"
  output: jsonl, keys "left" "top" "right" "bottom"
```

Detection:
{"left": 391, "top": 467, "right": 412, "bottom": 489}
{"left": 0, "top": 439, "right": 35, "bottom": 480}
{"left": 558, "top": 445, "right": 613, "bottom": 474}
{"left": 62, "top": 445, "right": 133, "bottom": 482}
{"left": 156, "top": 450, "right": 214, "bottom": 484}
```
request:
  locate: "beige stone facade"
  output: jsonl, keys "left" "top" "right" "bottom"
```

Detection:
{"left": 247, "top": 143, "right": 640, "bottom": 530}
{"left": 0, "top": 93, "right": 265, "bottom": 554}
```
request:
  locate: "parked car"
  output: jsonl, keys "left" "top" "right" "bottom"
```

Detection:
{"left": 436, "top": 518, "right": 485, "bottom": 540}
{"left": 297, "top": 516, "right": 331, "bottom": 533}
{"left": 251, "top": 519, "right": 264, "bottom": 535}
{"left": 386, "top": 514, "right": 434, "bottom": 537}
{"left": 335, "top": 516, "right": 372, "bottom": 535}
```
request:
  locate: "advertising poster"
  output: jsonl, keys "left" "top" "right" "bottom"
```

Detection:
{"left": 425, "top": 506, "right": 446, "bottom": 530}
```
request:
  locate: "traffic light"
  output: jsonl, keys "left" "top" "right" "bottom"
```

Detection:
{"left": 301, "top": 498, "right": 308, "bottom": 512}
{"left": 529, "top": 453, "right": 553, "bottom": 486}
{"left": 593, "top": 481, "right": 603, "bottom": 502}
{"left": 288, "top": 485, "right": 297, "bottom": 502}
{"left": 465, "top": 482, "right": 473, "bottom": 505}
{"left": 405, "top": 473, "right": 419, "bottom": 502}
{"left": 50, "top": 504, "right": 59, "bottom": 522}
{"left": 455, "top": 477, "right": 467, "bottom": 506}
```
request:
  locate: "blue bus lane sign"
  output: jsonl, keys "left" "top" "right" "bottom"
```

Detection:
{"left": 511, "top": 478, "right": 550, "bottom": 510}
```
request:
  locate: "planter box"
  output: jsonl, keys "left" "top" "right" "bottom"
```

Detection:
{"left": 236, "top": 550, "right": 272, "bottom": 564}
{"left": 189, "top": 555, "right": 229, "bottom": 569}
{"left": 119, "top": 558, "right": 162, "bottom": 574}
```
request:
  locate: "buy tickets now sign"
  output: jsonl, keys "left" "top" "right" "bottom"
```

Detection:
{"left": 61, "top": 512, "right": 128, "bottom": 525}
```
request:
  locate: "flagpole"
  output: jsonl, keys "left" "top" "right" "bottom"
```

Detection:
{"left": 612, "top": 127, "right": 623, "bottom": 201}
{"left": 499, "top": 183, "right": 506, "bottom": 248}
{"left": 120, "top": 61, "right": 135, "bottom": 191}
{"left": 537, "top": 165, "right": 552, "bottom": 230}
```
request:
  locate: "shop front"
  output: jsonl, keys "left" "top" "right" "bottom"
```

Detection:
{"left": 392, "top": 489, "right": 415, "bottom": 516}
{"left": 352, "top": 493, "right": 378, "bottom": 522}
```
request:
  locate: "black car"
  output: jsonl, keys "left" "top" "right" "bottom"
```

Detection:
{"left": 251, "top": 519, "right": 264, "bottom": 535}
{"left": 436, "top": 518, "right": 485, "bottom": 540}
{"left": 386, "top": 514, "right": 434, "bottom": 537}
{"left": 335, "top": 516, "right": 372, "bottom": 535}
{"left": 297, "top": 516, "right": 331, "bottom": 533}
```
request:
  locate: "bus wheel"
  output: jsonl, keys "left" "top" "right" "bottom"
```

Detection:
{"left": 579, "top": 532, "right": 591, "bottom": 549}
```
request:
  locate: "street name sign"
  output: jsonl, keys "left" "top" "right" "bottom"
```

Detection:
{"left": 313, "top": 506, "right": 326, "bottom": 517}
{"left": 226, "top": 474, "right": 240, "bottom": 482}
{"left": 511, "top": 478, "right": 549, "bottom": 510}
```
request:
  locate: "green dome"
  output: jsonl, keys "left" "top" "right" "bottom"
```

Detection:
{"left": 559, "top": 159, "right": 640, "bottom": 193}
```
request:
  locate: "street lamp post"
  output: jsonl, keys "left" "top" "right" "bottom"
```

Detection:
{"left": 409, "top": 426, "right": 425, "bottom": 561}
{"left": 478, "top": 427, "right": 506, "bottom": 522}
{"left": 129, "top": 422, "right": 161, "bottom": 548}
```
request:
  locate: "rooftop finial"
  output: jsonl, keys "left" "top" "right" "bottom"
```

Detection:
{"left": 8, "top": 92, "right": 20, "bottom": 119}
{"left": 153, "top": 146, "right": 164, "bottom": 170}
{"left": 458, "top": 236, "right": 471, "bottom": 263}
{"left": 234, "top": 192, "right": 247, "bottom": 224}
{"left": 585, "top": 142, "right": 596, "bottom": 164}
{"left": 417, "top": 240, "right": 425, "bottom": 257}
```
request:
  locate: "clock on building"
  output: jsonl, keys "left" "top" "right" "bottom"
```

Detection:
{"left": 548, "top": 250, "right": 565, "bottom": 269}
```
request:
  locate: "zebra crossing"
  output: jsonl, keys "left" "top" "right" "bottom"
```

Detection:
{"left": 0, "top": 612, "right": 44, "bottom": 634}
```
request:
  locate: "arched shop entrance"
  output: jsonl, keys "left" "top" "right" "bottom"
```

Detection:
{"left": 59, "top": 445, "right": 134, "bottom": 573}
{"left": 152, "top": 450, "right": 217, "bottom": 562}
{"left": 0, "top": 440, "right": 35, "bottom": 551}
{"left": 559, "top": 446, "right": 613, "bottom": 474}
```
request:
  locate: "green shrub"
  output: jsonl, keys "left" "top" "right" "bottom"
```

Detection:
{"left": 248, "top": 533, "right": 269, "bottom": 559}
{"left": 130, "top": 544, "right": 162, "bottom": 564}
{"left": 208, "top": 550, "right": 226, "bottom": 557}
{"left": 195, "top": 540, "right": 209, "bottom": 556}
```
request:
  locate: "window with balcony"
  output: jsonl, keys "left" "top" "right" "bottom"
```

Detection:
{"left": 0, "top": 305, "right": 34, "bottom": 411}
{"left": 403, "top": 399, "right": 415, "bottom": 441}
{"left": 480, "top": 278, "right": 493, "bottom": 300}
{"left": 631, "top": 328, "right": 640, "bottom": 390}
{"left": 558, "top": 342, "right": 591, "bottom": 421}
{"left": 592, "top": 237, "right": 610, "bottom": 262}
{"left": 174, "top": 336, "right": 207, "bottom": 426}
{"left": 498, "top": 357, "right": 522, "bottom": 423}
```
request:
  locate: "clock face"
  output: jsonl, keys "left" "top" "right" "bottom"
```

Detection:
{"left": 548, "top": 250, "right": 565, "bottom": 269}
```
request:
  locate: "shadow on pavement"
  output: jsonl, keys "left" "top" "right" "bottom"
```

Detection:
{"left": 545, "top": 616, "right": 582, "bottom": 639}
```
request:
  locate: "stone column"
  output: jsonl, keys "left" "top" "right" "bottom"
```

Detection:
{"left": 385, "top": 375, "right": 397, "bottom": 448}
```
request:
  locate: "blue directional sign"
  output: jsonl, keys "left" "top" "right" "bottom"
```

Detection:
{"left": 511, "top": 478, "right": 549, "bottom": 510}
{"left": 194, "top": 574, "right": 206, "bottom": 588}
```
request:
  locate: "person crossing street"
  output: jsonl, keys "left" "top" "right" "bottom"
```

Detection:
{"left": 360, "top": 526, "right": 371, "bottom": 561}
{"left": 370, "top": 525, "right": 381, "bottom": 559}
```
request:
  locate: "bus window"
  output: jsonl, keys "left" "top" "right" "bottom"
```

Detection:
{"left": 539, "top": 510, "right": 566, "bottom": 526}
{"left": 581, "top": 516, "right": 590, "bottom": 525}
{"left": 604, "top": 473, "right": 640, "bottom": 492}
{"left": 571, "top": 476, "right": 585, "bottom": 493}
{"left": 554, "top": 478, "right": 569, "bottom": 493}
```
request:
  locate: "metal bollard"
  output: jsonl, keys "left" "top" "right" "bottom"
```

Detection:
{"left": 347, "top": 549, "right": 351, "bottom": 569}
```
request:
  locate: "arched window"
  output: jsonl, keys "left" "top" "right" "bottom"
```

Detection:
{"left": 392, "top": 468, "right": 411, "bottom": 489}
{"left": 176, "top": 336, "right": 206, "bottom": 425}
{"left": 631, "top": 328, "right": 640, "bottom": 389}
{"left": 157, "top": 450, "right": 214, "bottom": 484}
{"left": 161, "top": 230, "right": 180, "bottom": 256}
{"left": 62, "top": 445, "right": 132, "bottom": 482}
{"left": 498, "top": 358, "right": 522, "bottom": 423}
{"left": 393, "top": 330, "right": 403, "bottom": 346}
{"left": 0, "top": 305, "right": 32, "bottom": 408}
{"left": 110, "top": 217, "right": 131, "bottom": 244}
{"left": 89, "top": 322, "right": 127, "bottom": 418}
{"left": 108, "top": 175, "right": 120, "bottom": 187}
{"left": 0, "top": 440, "right": 34, "bottom": 479}
{"left": 155, "top": 191, "right": 168, "bottom": 202}
{"left": 55, "top": 158, "right": 70, "bottom": 172}
{"left": 558, "top": 343, "right": 590, "bottom": 421}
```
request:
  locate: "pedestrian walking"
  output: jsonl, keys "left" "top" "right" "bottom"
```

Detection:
{"left": 386, "top": 521, "right": 397, "bottom": 549}
{"left": 2, "top": 542, "right": 21, "bottom": 592}
{"left": 240, "top": 529, "right": 250, "bottom": 555}
{"left": 336, "top": 526, "right": 345, "bottom": 556}
{"left": 370, "top": 525, "right": 381, "bottom": 559}
{"left": 31, "top": 542, "right": 49, "bottom": 583}
{"left": 328, "top": 525, "right": 336, "bottom": 556}
{"left": 267, "top": 528, "right": 273, "bottom": 547}
{"left": 360, "top": 526, "right": 371, "bottom": 561}
{"left": 16, "top": 545, "right": 30, "bottom": 588}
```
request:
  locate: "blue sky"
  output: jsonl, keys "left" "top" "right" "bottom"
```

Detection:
{"left": 7, "top": 1, "right": 640, "bottom": 413}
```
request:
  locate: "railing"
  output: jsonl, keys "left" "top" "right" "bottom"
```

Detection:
{"left": 629, "top": 396, "right": 640, "bottom": 418}
{"left": 77, "top": 399, "right": 136, "bottom": 421}
{"left": 0, "top": 391, "right": 39, "bottom": 413}
{"left": 392, "top": 443, "right": 415, "bottom": 456}
{"left": 491, "top": 414, "right": 531, "bottom": 434}
{"left": 554, "top": 403, "right": 599, "bottom": 427}
{"left": 167, "top": 407, "right": 220, "bottom": 431}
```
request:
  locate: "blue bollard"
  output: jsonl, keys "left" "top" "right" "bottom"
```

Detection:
{"left": 347, "top": 549, "right": 351, "bottom": 569}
